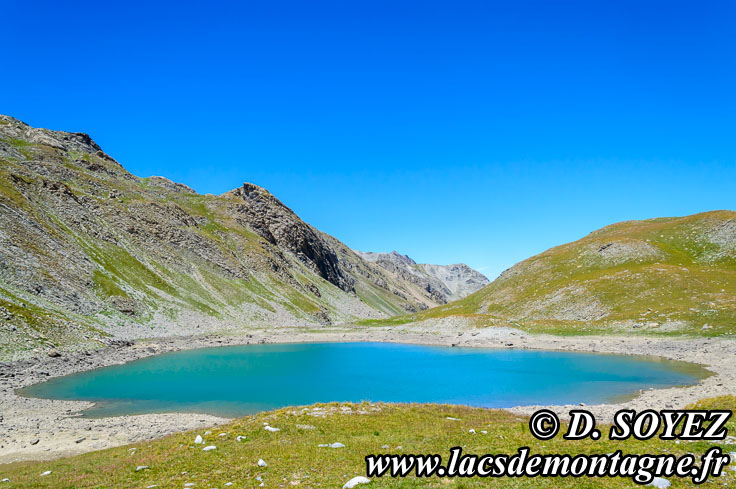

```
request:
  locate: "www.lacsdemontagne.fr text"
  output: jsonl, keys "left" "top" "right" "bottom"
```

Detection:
{"left": 365, "top": 446, "right": 731, "bottom": 485}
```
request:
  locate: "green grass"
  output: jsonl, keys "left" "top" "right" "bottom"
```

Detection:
{"left": 92, "top": 270, "right": 128, "bottom": 298}
{"left": 2, "top": 397, "right": 734, "bottom": 488}
{"left": 3, "top": 137, "right": 34, "bottom": 160}
{"left": 355, "top": 282, "right": 414, "bottom": 317}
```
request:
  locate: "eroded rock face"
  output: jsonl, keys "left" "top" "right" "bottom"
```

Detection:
{"left": 226, "top": 183, "right": 354, "bottom": 293}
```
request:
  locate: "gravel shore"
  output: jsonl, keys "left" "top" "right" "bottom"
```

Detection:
{"left": 2, "top": 320, "right": 735, "bottom": 464}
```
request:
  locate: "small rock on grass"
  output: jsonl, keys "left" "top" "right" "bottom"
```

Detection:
{"left": 648, "top": 477, "right": 670, "bottom": 488}
{"left": 318, "top": 442, "right": 345, "bottom": 448}
{"left": 236, "top": 435, "right": 246, "bottom": 442}
{"left": 343, "top": 476, "right": 370, "bottom": 489}
{"left": 194, "top": 435, "right": 203, "bottom": 444}
{"left": 258, "top": 459, "right": 268, "bottom": 467}
{"left": 135, "top": 465, "right": 149, "bottom": 472}
{"left": 202, "top": 445, "right": 216, "bottom": 451}
{"left": 40, "top": 471, "right": 51, "bottom": 477}
{"left": 264, "top": 426, "right": 280, "bottom": 432}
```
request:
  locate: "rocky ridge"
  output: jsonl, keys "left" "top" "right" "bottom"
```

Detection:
{"left": 354, "top": 250, "right": 489, "bottom": 304}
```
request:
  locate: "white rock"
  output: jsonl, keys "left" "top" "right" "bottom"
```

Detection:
{"left": 194, "top": 435, "right": 203, "bottom": 444}
{"left": 40, "top": 471, "right": 52, "bottom": 477}
{"left": 445, "top": 417, "right": 460, "bottom": 421}
{"left": 648, "top": 477, "right": 671, "bottom": 488}
{"left": 256, "top": 476, "right": 263, "bottom": 481}
{"left": 259, "top": 484, "right": 264, "bottom": 487}
{"left": 202, "top": 445, "right": 216, "bottom": 451}
{"left": 184, "top": 484, "right": 195, "bottom": 487}
{"left": 264, "top": 426, "right": 280, "bottom": 432}
{"left": 381, "top": 444, "right": 389, "bottom": 449}
{"left": 135, "top": 465, "right": 149, "bottom": 472}
{"left": 236, "top": 435, "right": 246, "bottom": 442}
{"left": 218, "top": 433, "right": 227, "bottom": 437}
{"left": 224, "top": 483, "right": 233, "bottom": 487}
{"left": 330, "top": 442, "right": 345, "bottom": 448}
{"left": 258, "top": 459, "right": 268, "bottom": 467}
{"left": 342, "top": 476, "right": 370, "bottom": 489}
{"left": 146, "top": 486, "right": 157, "bottom": 488}
{"left": 468, "top": 429, "right": 476, "bottom": 434}
{"left": 1, "top": 479, "right": 9, "bottom": 483}
{"left": 204, "top": 431, "right": 211, "bottom": 435}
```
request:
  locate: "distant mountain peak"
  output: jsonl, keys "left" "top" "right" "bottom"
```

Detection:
{"left": 354, "top": 250, "right": 489, "bottom": 303}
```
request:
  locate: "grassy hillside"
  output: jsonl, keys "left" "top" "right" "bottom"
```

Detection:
{"left": 0, "top": 115, "right": 452, "bottom": 359}
{"left": 2, "top": 396, "right": 734, "bottom": 488}
{"left": 376, "top": 211, "right": 736, "bottom": 336}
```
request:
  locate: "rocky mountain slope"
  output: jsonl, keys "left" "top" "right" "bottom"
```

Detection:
{"left": 419, "top": 211, "right": 736, "bottom": 335}
{"left": 0, "top": 115, "right": 465, "bottom": 359}
{"left": 354, "top": 250, "right": 489, "bottom": 303}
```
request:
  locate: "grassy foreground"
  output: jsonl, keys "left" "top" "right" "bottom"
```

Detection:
{"left": 1, "top": 397, "right": 734, "bottom": 488}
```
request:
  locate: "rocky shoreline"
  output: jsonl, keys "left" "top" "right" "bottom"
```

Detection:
{"left": 2, "top": 321, "right": 735, "bottom": 464}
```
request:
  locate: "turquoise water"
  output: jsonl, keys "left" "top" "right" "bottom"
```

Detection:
{"left": 20, "top": 342, "right": 707, "bottom": 417}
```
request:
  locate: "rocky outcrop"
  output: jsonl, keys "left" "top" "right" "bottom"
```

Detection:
{"left": 225, "top": 183, "right": 353, "bottom": 293}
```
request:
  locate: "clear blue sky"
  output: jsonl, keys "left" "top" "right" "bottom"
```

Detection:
{"left": 4, "top": 1, "right": 735, "bottom": 278}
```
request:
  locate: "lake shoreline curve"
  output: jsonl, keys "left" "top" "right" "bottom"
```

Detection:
{"left": 2, "top": 321, "right": 735, "bottom": 464}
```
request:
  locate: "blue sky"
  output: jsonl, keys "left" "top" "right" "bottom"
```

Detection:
{"left": 3, "top": 1, "right": 735, "bottom": 278}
